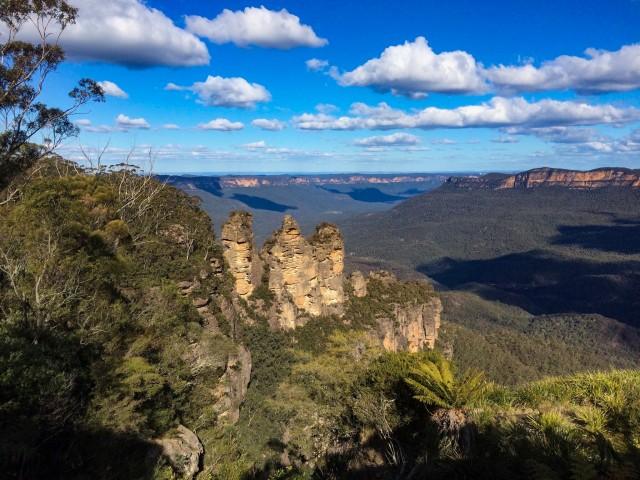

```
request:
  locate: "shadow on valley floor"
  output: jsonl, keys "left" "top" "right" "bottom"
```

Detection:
{"left": 418, "top": 250, "right": 640, "bottom": 326}
{"left": 552, "top": 220, "right": 640, "bottom": 254}
{"left": 230, "top": 194, "right": 297, "bottom": 212}
{"left": 322, "top": 187, "right": 406, "bottom": 203}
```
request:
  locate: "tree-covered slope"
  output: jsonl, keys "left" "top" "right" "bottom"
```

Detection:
{"left": 342, "top": 186, "right": 640, "bottom": 384}
{"left": 0, "top": 161, "right": 237, "bottom": 478}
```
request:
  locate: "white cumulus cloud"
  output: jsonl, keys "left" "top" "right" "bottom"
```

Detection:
{"left": 354, "top": 132, "right": 420, "bottom": 147}
{"left": 166, "top": 76, "right": 271, "bottom": 109}
{"left": 328, "top": 37, "right": 640, "bottom": 97}
{"left": 251, "top": 118, "right": 286, "bottom": 131}
{"left": 485, "top": 44, "right": 640, "bottom": 94}
{"left": 116, "top": 114, "right": 150, "bottom": 129}
{"left": 292, "top": 97, "right": 640, "bottom": 131}
{"left": 162, "top": 124, "right": 180, "bottom": 130}
{"left": 336, "top": 36, "right": 487, "bottom": 97}
{"left": 198, "top": 118, "right": 244, "bottom": 131}
{"left": 185, "top": 6, "right": 327, "bottom": 49}
{"left": 13, "top": 0, "right": 210, "bottom": 67}
{"left": 98, "top": 80, "right": 128, "bottom": 98}
{"left": 306, "top": 58, "right": 330, "bottom": 71}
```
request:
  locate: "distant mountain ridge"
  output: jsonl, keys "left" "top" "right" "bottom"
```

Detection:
{"left": 163, "top": 173, "right": 448, "bottom": 190}
{"left": 446, "top": 167, "right": 640, "bottom": 190}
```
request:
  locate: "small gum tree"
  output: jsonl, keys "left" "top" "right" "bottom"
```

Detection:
{"left": 0, "top": 0, "right": 104, "bottom": 195}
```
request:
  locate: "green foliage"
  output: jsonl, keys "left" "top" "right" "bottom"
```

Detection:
{"left": 345, "top": 276, "right": 435, "bottom": 328}
{"left": 0, "top": 166, "right": 232, "bottom": 478}
{"left": 1, "top": 1, "right": 103, "bottom": 192}
{"left": 405, "top": 356, "right": 486, "bottom": 410}
{"left": 3, "top": 161, "right": 640, "bottom": 480}
{"left": 343, "top": 186, "right": 640, "bottom": 386}
{"left": 438, "top": 291, "right": 640, "bottom": 385}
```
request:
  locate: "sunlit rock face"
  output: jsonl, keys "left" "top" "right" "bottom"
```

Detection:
{"left": 378, "top": 298, "right": 442, "bottom": 353}
{"left": 261, "top": 216, "right": 345, "bottom": 328}
{"left": 221, "top": 211, "right": 259, "bottom": 298}
{"left": 310, "top": 223, "right": 345, "bottom": 315}
{"left": 447, "top": 167, "right": 640, "bottom": 190}
{"left": 499, "top": 168, "right": 640, "bottom": 189}
{"left": 349, "top": 271, "right": 368, "bottom": 298}
{"left": 262, "top": 215, "right": 322, "bottom": 318}
{"left": 356, "top": 271, "right": 442, "bottom": 353}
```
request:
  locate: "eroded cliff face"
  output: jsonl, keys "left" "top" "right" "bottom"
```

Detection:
{"left": 221, "top": 211, "right": 260, "bottom": 298}
{"left": 446, "top": 168, "right": 640, "bottom": 190}
{"left": 378, "top": 299, "right": 442, "bottom": 352}
{"left": 261, "top": 216, "right": 345, "bottom": 328}
{"left": 354, "top": 271, "right": 442, "bottom": 353}
{"left": 499, "top": 168, "right": 640, "bottom": 189}
{"left": 310, "top": 223, "right": 345, "bottom": 314}
{"left": 213, "top": 344, "right": 252, "bottom": 425}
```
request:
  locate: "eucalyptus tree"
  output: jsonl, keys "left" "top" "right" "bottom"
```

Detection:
{"left": 0, "top": 0, "right": 103, "bottom": 194}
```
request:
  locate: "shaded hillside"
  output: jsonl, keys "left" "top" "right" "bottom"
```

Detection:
{"left": 342, "top": 182, "right": 640, "bottom": 372}
{"left": 344, "top": 187, "right": 640, "bottom": 264}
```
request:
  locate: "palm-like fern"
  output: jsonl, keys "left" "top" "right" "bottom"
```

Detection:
{"left": 404, "top": 356, "right": 486, "bottom": 457}
{"left": 404, "top": 356, "right": 486, "bottom": 410}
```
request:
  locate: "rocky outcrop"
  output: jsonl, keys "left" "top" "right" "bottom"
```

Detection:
{"left": 499, "top": 168, "right": 640, "bottom": 190}
{"left": 446, "top": 167, "right": 640, "bottom": 190}
{"left": 155, "top": 425, "right": 203, "bottom": 480}
{"left": 310, "top": 223, "right": 345, "bottom": 314}
{"left": 261, "top": 216, "right": 345, "bottom": 328}
{"left": 221, "top": 211, "right": 260, "bottom": 298}
{"left": 377, "top": 298, "right": 442, "bottom": 352}
{"left": 213, "top": 344, "right": 252, "bottom": 424}
{"left": 349, "top": 271, "right": 368, "bottom": 297}
{"left": 218, "top": 212, "right": 440, "bottom": 350}
{"left": 353, "top": 271, "right": 442, "bottom": 353}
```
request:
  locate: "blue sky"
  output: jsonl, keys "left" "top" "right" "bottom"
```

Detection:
{"left": 34, "top": 0, "right": 640, "bottom": 173}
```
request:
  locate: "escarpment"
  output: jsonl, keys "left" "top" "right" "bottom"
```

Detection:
{"left": 446, "top": 167, "right": 640, "bottom": 190}
{"left": 219, "top": 211, "right": 440, "bottom": 350}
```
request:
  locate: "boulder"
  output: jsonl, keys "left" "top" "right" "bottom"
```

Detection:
{"left": 155, "top": 425, "right": 203, "bottom": 480}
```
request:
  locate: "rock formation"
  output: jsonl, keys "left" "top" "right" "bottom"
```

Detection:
{"left": 177, "top": 274, "right": 251, "bottom": 424}
{"left": 377, "top": 299, "right": 442, "bottom": 352}
{"left": 260, "top": 216, "right": 345, "bottom": 328}
{"left": 219, "top": 211, "right": 440, "bottom": 350}
{"left": 311, "top": 223, "right": 345, "bottom": 311}
{"left": 155, "top": 425, "right": 203, "bottom": 480}
{"left": 349, "top": 271, "right": 368, "bottom": 297}
{"left": 358, "top": 271, "right": 442, "bottom": 353}
{"left": 221, "top": 211, "right": 260, "bottom": 298}
{"left": 213, "top": 344, "right": 252, "bottom": 424}
{"left": 499, "top": 168, "right": 640, "bottom": 190}
{"left": 446, "top": 167, "right": 640, "bottom": 190}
